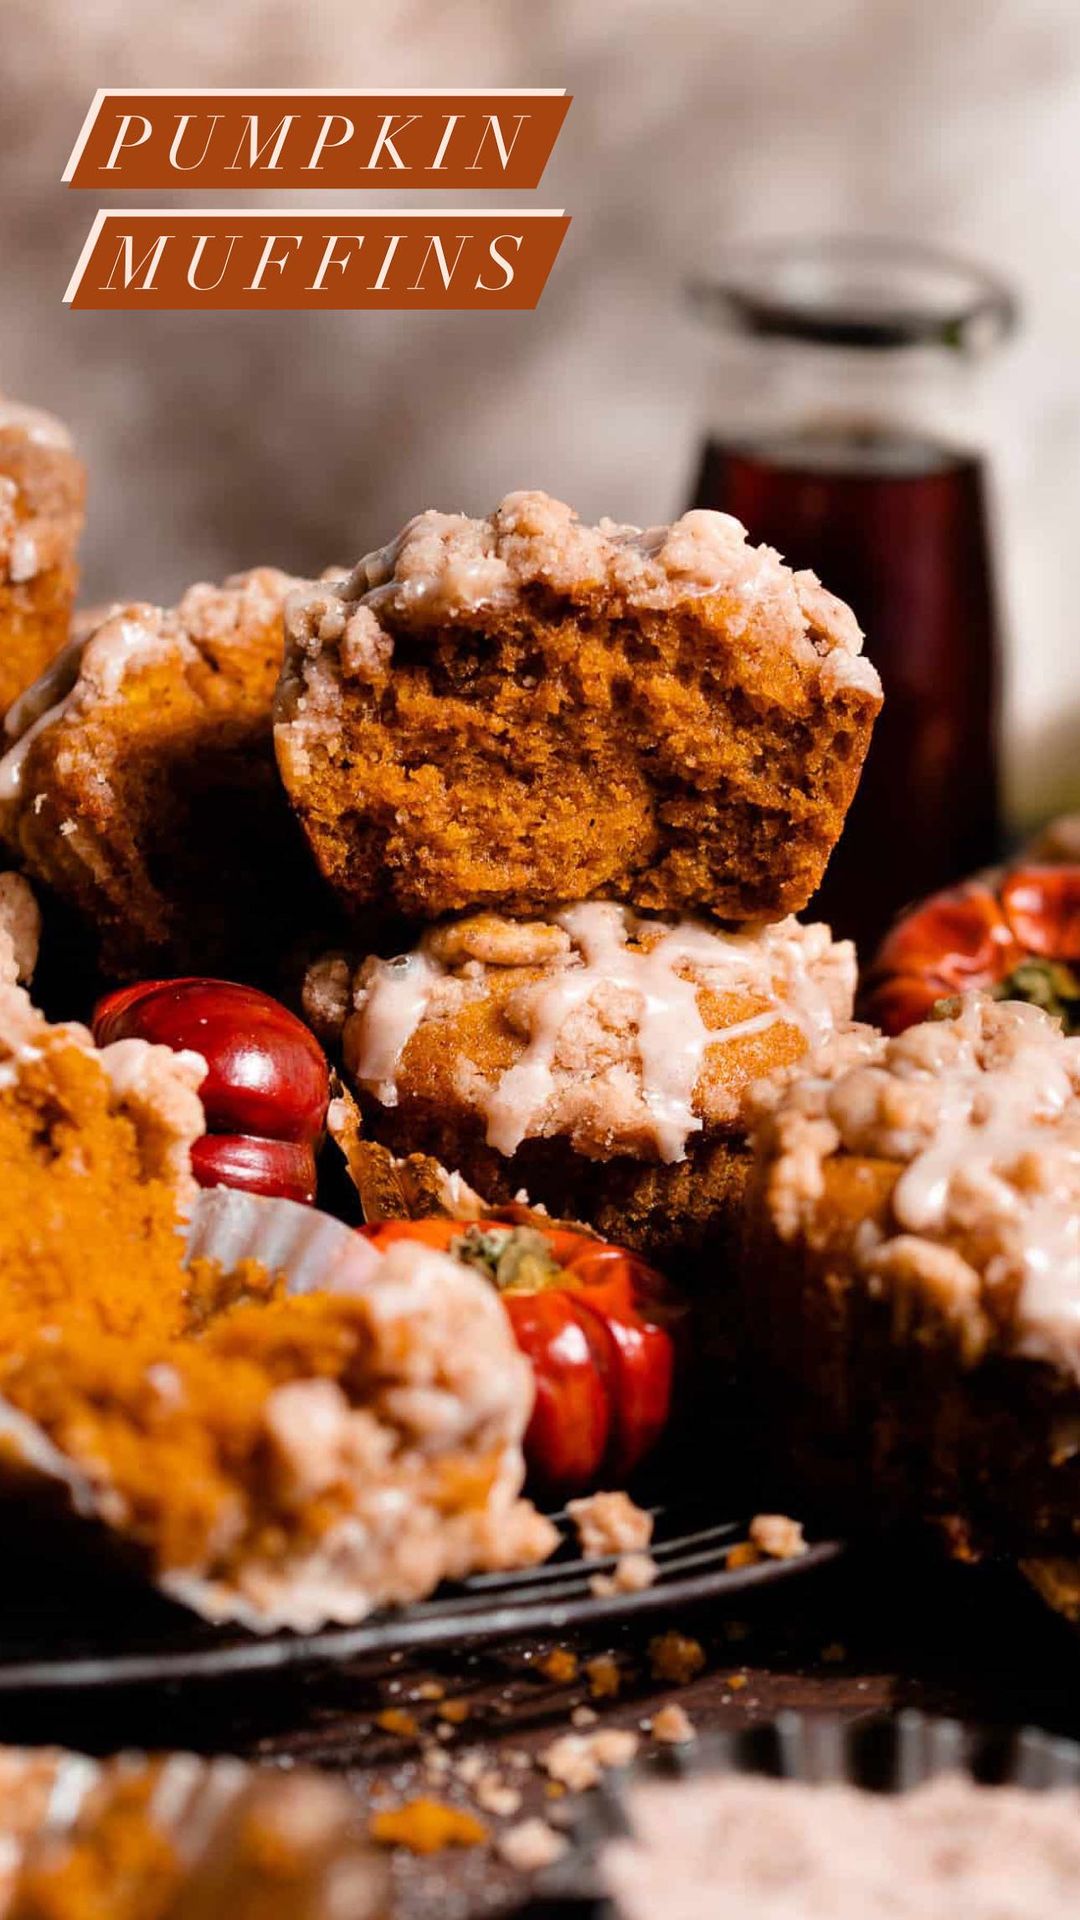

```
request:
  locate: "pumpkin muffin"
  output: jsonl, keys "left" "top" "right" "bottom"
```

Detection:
{"left": 0, "top": 568, "right": 329, "bottom": 980}
{"left": 0, "top": 987, "right": 553, "bottom": 1627}
{"left": 743, "top": 993, "right": 1080, "bottom": 1558}
{"left": 0, "top": 1748, "right": 389, "bottom": 1919}
{"left": 0, "top": 981, "right": 206, "bottom": 1340}
{"left": 305, "top": 902, "right": 856, "bottom": 1269}
{"left": 0, "top": 398, "right": 85, "bottom": 718}
{"left": 275, "top": 489, "right": 881, "bottom": 926}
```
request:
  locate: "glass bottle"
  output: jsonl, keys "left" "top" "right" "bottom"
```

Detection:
{"left": 687, "top": 237, "right": 1018, "bottom": 954}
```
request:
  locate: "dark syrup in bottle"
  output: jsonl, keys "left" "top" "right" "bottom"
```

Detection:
{"left": 692, "top": 425, "right": 1001, "bottom": 953}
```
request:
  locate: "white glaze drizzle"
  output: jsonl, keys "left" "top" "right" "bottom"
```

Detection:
{"left": 348, "top": 904, "right": 851, "bottom": 1163}
{"left": 761, "top": 997, "right": 1080, "bottom": 1376}
{"left": 347, "top": 952, "right": 443, "bottom": 1106}
{"left": 0, "top": 617, "right": 151, "bottom": 807}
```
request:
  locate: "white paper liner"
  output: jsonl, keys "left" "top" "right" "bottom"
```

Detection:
{"left": 184, "top": 1185, "right": 383, "bottom": 1296}
{"left": 0, "top": 1745, "right": 389, "bottom": 1914}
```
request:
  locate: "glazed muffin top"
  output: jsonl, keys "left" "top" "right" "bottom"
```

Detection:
{"left": 285, "top": 487, "right": 880, "bottom": 698}
{"left": 284, "top": 491, "right": 876, "bottom": 710}
{"left": 1, "top": 567, "right": 298, "bottom": 774}
{"left": 306, "top": 904, "right": 856, "bottom": 1165}
{"left": 751, "top": 993, "right": 1080, "bottom": 1377}
{"left": 276, "top": 491, "right": 882, "bottom": 927}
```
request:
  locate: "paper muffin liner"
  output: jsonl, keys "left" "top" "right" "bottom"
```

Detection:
{"left": 184, "top": 1185, "right": 382, "bottom": 1296}
{"left": 0, "top": 1190, "right": 534, "bottom": 1637}
{"left": 543, "top": 1709, "right": 1080, "bottom": 1907}
{"left": 0, "top": 1744, "right": 389, "bottom": 1915}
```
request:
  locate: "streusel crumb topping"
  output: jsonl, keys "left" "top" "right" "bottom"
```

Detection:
{"left": 0, "top": 567, "right": 300, "bottom": 812}
{"left": 286, "top": 490, "right": 879, "bottom": 700}
{"left": 752, "top": 995, "right": 1080, "bottom": 1377}
{"left": 319, "top": 905, "right": 856, "bottom": 1164}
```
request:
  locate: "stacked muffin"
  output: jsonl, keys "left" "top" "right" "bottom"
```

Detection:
{"left": 286, "top": 489, "right": 882, "bottom": 1271}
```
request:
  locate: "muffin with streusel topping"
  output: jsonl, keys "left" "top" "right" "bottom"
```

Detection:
{"left": 276, "top": 490, "right": 881, "bottom": 926}
{"left": 0, "top": 398, "right": 85, "bottom": 717}
{"left": 0, "top": 982, "right": 554, "bottom": 1629}
{"left": 743, "top": 993, "right": 1080, "bottom": 1557}
{"left": 0, "top": 568, "right": 331, "bottom": 981}
{"left": 306, "top": 901, "right": 857, "bottom": 1270}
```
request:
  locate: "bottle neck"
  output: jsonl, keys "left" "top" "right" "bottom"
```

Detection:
{"left": 700, "top": 333, "right": 996, "bottom": 461}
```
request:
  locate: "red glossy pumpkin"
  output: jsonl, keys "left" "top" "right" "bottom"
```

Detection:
{"left": 362, "top": 1215, "right": 677, "bottom": 1494}
{"left": 93, "top": 978, "right": 330, "bottom": 1203}
{"left": 861, "top": 865, "right": 1080, "bottom": 1035}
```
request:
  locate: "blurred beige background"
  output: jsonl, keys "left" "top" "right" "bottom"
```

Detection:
{"left": 4, "top": 0, "right": 1079, "bottom": 824}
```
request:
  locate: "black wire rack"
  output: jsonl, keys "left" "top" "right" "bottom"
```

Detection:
{"left": 0, "top": 1499, "right": 842, "bottom": 1694}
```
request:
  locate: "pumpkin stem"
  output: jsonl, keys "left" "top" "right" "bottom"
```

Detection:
{"left": 992, "top": 958, "right": 1080, "bottom": 1032}
{"left": 450, "top": 1225, "right": 564, "bottom": 1293}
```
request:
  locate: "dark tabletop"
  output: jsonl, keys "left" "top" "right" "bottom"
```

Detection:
{"left": 0, "top": 1543, "right": 1073, "bottom": 1918}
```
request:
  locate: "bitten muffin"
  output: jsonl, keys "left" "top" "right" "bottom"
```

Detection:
{"left": 0, "top": 398, "right": 85, "bottom": 718}
{"left": 0, "top": 986, "right": 554, "bottom": 1629}
{"left": 743, "top": 994, "right": 1080, "bottom": 1558}
{"left": 0, "top": 568, "right": 329, "bottom": 980}
{"left": 276, "top": 490, "right": 881, "bottom": 925}
{"left": 305, "top": 902, "right": 856, "bottom": 1269}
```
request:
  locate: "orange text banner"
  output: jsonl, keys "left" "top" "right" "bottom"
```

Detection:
{"left": 64, "top": 90, "right": 570, "bottom": 191}
{"left": 64, "top": 211, "right": 570, "bottom": 311}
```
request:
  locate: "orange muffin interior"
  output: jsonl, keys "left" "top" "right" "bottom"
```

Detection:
{"left": 277, "top": 493, "right": 881, "bottom": 925}
{"left": 0, "top": 990, "right": 550, "bottom": 1619}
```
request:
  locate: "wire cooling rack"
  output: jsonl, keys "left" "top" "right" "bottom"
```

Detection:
{"left": 0, "top": 1497, "right": 841, "bottom": 1693}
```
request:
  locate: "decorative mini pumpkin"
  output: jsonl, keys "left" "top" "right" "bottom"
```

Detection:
{"left": 363, "top": 1213, "right": 677, "bottom": 1495}
{"left": 93, "top": 978, "right": 330, "bottom": 1203}
{"left": 861, "top": 865, "right": 1080, "bottom": 1036}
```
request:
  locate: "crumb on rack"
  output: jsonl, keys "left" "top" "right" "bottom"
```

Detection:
{"left": 368, "top": 1798, "right": 488, "bottom": 1854}
{"left": 648, "top": 1632, "right": 706, "bottom": 1686}
{"left": 540, "top": 1646, "right": 579, "bottom": 1684}
{"left": 541, "top": 1728, "right": 639, "bottom": 1792}
{"left": 726, "top": 1541, "right": 762, "bottom": 1570}
{"left": 585, "top": 1653, "right": 622, "bottom": 1699}
{"left": 589, "top": 1551, "right": 658, "bottom": 1598}
{"left": 497, "top": 1818, "right": 569, "bottom": 1872}
{"left": 475, "top": 1774, "right": 523, "bottom": 1818}
{"left": 750, "top": 1512, "right": 808, "bottom": 1560}
{"left": 438, "top": 1698, "right": 471, "bottom": 1726}
{"left": 567, "top": 1490, "right": 654, "bottom": 1558}
{"left": 375, "top": 1708, "right": 420, "bottom": 1739}
{"left": 651, "top": 1703, "right": 696, "bottom": 1745}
